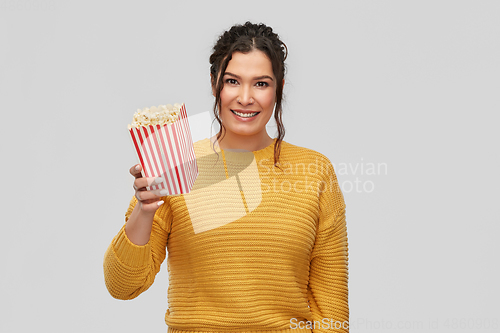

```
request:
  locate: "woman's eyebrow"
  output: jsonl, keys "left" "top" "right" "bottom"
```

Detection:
{"left": 254, "top": 75, "right": 274, "bottom": 81}
{"left": 224, "top": 72, "right": 274, "bottom": 81}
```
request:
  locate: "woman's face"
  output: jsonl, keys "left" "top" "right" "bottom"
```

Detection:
{"left": 215, "top": 50, "right": 277, "bottom": 142}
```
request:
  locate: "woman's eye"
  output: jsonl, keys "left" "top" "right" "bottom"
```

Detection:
{"left": 256, "top": 81, "right": 269, "bottom": 87}
{"left": 225, "top": 78, "right": 238, "bottom": 85}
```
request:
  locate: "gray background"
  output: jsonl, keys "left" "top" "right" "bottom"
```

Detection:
{"left": 1, "top": 1, "right": 499, "bottom": 332}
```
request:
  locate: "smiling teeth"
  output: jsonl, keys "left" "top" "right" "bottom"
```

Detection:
{"left": 233, "top": 110, "right": 258, "bottom": 118}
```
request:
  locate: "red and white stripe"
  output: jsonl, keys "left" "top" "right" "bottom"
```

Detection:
{"left": 128, "top": 103, "right": 198, "bottom": 195}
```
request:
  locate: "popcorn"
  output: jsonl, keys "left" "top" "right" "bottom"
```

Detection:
{"left": 128, "top": 103, "right": 198, "bottom": 195}
{"left": 127, "top": 103, "right": 183, "bottom": 129}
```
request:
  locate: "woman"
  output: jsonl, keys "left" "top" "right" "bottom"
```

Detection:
{"left": 104, "top": 22, "right": 349, "bottom": 333}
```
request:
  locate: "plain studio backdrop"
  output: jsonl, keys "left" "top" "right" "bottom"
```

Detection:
{"left": 1, "top": 1, "right": 499, "bottom": 332}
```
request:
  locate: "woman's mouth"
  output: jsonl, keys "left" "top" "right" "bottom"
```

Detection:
{"left": 231, "top": 110, "right": 260, "bottom": 118}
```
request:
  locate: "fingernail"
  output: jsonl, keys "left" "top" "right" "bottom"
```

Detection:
{"left": 154, "top": 177, "right": 164, "bottom": 184}
{"left": 135, "top": 165, "right": 140, "bottom": 171}
{"left": 157, "top": 200, "right": 164, "bottom": 207}
{"left": 160, "top": 189, "right": 168, "bottom": 195}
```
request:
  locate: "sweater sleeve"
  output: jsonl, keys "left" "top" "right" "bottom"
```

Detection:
{"left": 103, "top": 195, "right": 172, "bottom": 300}
{"left": 307, "top": 161, "right": 349, "bottom": 332}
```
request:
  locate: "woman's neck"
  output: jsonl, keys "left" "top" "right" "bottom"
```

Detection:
{"left": 213, "top": 132, "right": 274, "bottom": 152}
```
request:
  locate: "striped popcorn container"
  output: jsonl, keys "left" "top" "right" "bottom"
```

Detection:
{"left": 128, "top": 103, "right": 198, "bottom": 195}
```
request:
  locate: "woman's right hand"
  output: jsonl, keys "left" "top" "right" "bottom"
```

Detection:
{"left": 130, "top": 164, "right": 166, "bottom": 213}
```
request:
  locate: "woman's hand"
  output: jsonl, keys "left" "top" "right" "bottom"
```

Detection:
{"left": 130, "top": 164, "right": 166, "bottom": 213}
{"left": 124, "top": 164, "right": 167, "bottom": 245}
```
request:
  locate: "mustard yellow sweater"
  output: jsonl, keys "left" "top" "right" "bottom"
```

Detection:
{"left": 103, "top": 138, "right": 349, "bottom": 333}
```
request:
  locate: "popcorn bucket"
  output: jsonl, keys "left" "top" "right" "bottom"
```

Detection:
{"left": 128, "top": 103, "right": 198, "bottom": 195}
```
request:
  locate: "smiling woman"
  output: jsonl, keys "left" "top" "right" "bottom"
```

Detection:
{"left": 209, "top": 22, "right": 287, "bottom": 166}
{"left": 215, "top": 51, "right": 277, "bottom": 150}
{"left": 104, "top": 21, "right": 349, "bottom": 333}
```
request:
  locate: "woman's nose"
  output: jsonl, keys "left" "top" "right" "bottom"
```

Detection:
{"left": 238, "top": 86, "right": 254, "bottom": 105}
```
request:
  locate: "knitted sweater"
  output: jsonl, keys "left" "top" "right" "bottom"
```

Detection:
{"left": 103, "top": 138, "right": 349, "bottom": 333}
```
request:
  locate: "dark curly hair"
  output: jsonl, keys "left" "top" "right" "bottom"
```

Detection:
{"left": 209, "top": 21, "right": 288, "bottom": 168}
